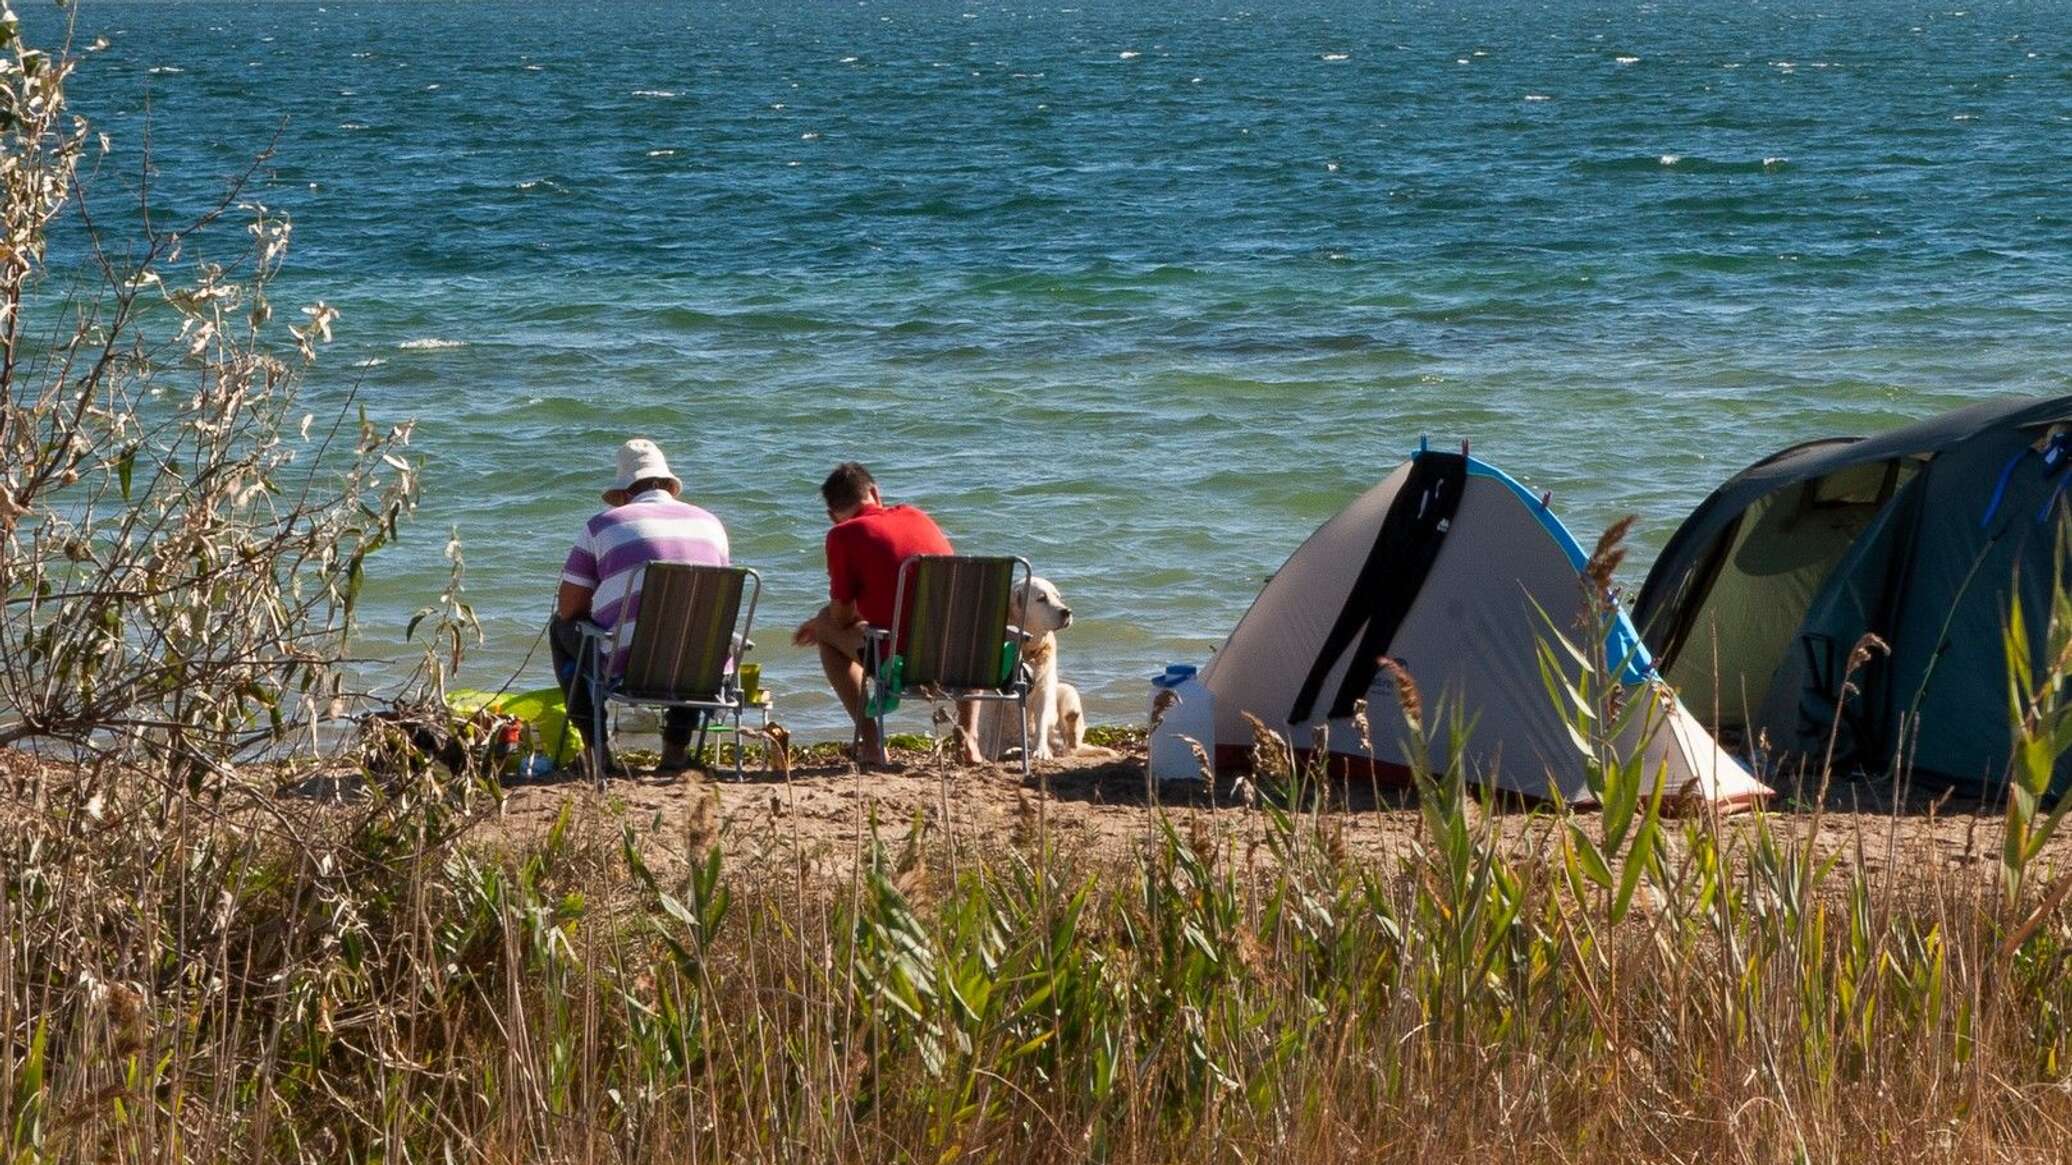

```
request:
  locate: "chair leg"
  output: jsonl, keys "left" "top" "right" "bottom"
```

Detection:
{"left": 871, "top": 674, "right": 888, "bottom": 766}
{"left": 855, "top": 647, "right": 872, "bottom": 751}
{"left": 731, "top": 709, "right": 745, "bottom": 783}
{"left": 1018, "top": 693, "right": 1030, "bottom": 782}
{"left": 583, "top": 637, "right": 611, "bottom": 790}
{"left": 590, "top": 689, "right": 608, "bottom": 792}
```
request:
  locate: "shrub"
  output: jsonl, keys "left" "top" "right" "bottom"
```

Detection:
{"left": 0, "top": 0, "right": 418, "bottom": 784}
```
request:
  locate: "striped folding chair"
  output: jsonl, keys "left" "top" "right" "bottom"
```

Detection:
{"left": 575, "top": 563, "right": 765, "bottom": 783}
{"left": 864, "top": 554, "right": 1034, "bottom": 776}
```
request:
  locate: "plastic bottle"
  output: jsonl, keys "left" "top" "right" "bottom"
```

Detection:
{"left": 1148, "top": 664, "right": 1215, "bottom": 782}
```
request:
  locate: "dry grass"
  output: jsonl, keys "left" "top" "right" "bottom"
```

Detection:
{"left": 25, "top": 511, "right": 2072, "bottom": 1163}
{"left": 7, "top": 726, "right": 2072, "bottom": 1165}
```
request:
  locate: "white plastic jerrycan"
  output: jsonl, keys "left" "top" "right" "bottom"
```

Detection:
{"left": 1148, "top": 664, "right": 1215, "bottom": 782}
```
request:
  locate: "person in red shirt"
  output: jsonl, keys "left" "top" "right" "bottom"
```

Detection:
{"left": 793, "top": 463, "right": 980, "bottom": 766}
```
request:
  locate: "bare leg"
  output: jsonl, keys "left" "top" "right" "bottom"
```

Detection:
{"left": 817, "top": 636, "right": 885, "bottom": 765}
{"left": 957, "top": 699, "right": 986, "bottom": 765}
{"left": 657, "top": 708, "right": 698, "bottom": 772}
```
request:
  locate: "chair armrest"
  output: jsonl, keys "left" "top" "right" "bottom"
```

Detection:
{"left": 570, "top": 619, "right": 614, "bottom": 672}
{"left": 861, "top": 627, "right": 893, "bottom": 674}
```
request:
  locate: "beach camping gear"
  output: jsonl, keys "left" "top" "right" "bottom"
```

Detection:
{"left": 604, "top": 437, "right": 681, "bottom": 500}
{"left": 1199, "top": 446, "right": 1767, "bottom": 807}
{"left": 1148, "top": 664, "right": 1215, "bottom": 782}
{"left": 863, "top": 555, "right": 1035, "bottom": 776}
{"left": 574, "top": 562, "right": 764, "bottom": 782}
{"left": 447, "top": 685, "right": 585, "bottom": 773}
{"left": 1633, "top": 394, "right": 2072, "bottom": 795}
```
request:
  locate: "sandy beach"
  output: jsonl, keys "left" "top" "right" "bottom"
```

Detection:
{"left": 487, "top": 739, "right": 2057, "bottom": 889}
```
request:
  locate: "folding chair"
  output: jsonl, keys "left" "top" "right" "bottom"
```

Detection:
{"left": 863, "top": 554, "right": 1035, "bottom": 777}
{"left": 574, "top": 563, "right": 765, "bottom": 783}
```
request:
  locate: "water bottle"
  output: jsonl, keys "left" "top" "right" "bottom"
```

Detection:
{"left": 1148, "top": 664, "right": 1215, "bottom": 782}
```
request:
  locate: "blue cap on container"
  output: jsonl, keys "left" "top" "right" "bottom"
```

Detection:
{"left": 1153, "top": 663, "right": 1198, "bottom": 686}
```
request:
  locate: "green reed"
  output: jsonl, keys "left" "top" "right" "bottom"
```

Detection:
{"left": 9, "top": 574, "right": 2072, "bottom": 1162}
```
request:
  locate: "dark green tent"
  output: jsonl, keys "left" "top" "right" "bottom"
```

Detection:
{"left": 1633, "top": 395, "right": 2072, "bottom": 793}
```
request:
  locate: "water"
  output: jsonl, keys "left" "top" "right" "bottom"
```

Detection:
{"left": 37, "top": 0, "right": 2072, "bottom": 738}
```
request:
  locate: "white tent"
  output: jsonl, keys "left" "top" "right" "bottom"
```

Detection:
{"left": 1200, "top": 449, "right": 1769, "bottom": 807}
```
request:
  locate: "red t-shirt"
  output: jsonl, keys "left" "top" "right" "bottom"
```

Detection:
{"left": 826, "top": 502, "right": 953, "bottom": 629}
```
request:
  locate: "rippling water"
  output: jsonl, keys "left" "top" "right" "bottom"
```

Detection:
{"left": 43, "top": 0, "right": 2072, "bottom": 736}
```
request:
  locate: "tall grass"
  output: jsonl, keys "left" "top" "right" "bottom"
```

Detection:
{"left": 9, "top": 607, "right": 2072, "bottom": 1164}
{"left": 10, "top": 525, "right": 2072, "bottom": 1162}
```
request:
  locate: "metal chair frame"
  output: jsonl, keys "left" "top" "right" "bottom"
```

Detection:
{"left": 574, "top": 564, "right": 765, "bottom": 785}
{"left": 863, "top": 554, "right": 1035, "bottom": 779}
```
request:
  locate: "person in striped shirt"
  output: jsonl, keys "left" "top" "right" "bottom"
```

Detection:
{"left": 551, "top": 438, "right": 730, "bottom": 774}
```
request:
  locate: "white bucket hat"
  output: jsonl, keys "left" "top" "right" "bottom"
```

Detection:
{"left": 605, "top": 438, "right": 681, "bottom": 502}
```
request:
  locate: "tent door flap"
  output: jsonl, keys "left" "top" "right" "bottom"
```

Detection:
{"left": 1288, "top": 452, "right": 1468, "bottom": 725}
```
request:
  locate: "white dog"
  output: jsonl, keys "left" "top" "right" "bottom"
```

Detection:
{"left": 977, "top": 576, "right": 1076, "bottom": 761}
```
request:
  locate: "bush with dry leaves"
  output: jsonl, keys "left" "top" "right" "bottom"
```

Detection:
{"left": 0, "top": 0, "right": 418, "bottom": 784}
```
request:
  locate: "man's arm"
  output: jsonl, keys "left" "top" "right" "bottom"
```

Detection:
{"left": 820, "top": 598, "right": 863, "bottom": 636}
{"left": 560, "top": 526, "right": 600, "bottom": 622}
{"left": 794, "top": 598, "right": 862, "bottom": 646}
{"left": 796, "top": 525, "right": 864, "bottom": 645}
{"left": 557, "top": 581, "right": 594, "bottom": 622}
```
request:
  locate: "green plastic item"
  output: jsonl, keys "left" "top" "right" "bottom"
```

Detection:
{"left": 865, "top": 655, "right": 905, "bottom": 718}
{"left": 998, "top": 638, "right": 1020, "bottom": 688}
{"left": 447, "top": 686, "right": 584, "bottom": 768}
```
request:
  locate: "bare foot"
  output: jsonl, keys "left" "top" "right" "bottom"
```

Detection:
{"left": 850, "top": 724, "right": 902, "bottom": 772}
{"left": 848, "top": 746, "right": 904, "bottom": 774}
{"left": 951, "top": 723, "right": 989, "bottom": 767}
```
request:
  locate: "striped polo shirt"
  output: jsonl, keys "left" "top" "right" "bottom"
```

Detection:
{"left": 562, "top": 489, "right": 730, "bottom": 660}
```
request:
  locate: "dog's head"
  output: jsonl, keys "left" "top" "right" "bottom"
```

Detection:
{"left": 1013, "top": 576, "right": 1073, "bottom": 635}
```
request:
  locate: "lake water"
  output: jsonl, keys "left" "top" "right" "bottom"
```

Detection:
{"left": 40, "top": 0, "right": 2072, "bottom": 738}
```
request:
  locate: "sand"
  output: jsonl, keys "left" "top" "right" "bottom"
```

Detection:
{"left": 487, "top": 741, "right": 2057, "bottom": 889}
